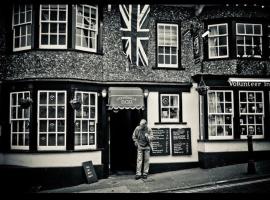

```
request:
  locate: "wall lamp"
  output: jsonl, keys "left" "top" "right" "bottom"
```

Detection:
{"left": 101, "top": 89, "right": 107, "bottom": 98}
{"left": 144, "top": 89, "right": 149, "bottom": 98}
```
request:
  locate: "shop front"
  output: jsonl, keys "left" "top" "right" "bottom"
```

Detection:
{"left": 193, "top": 74, "right": 270, "bottom": 168}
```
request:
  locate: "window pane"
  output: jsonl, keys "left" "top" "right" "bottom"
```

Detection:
{"left": 75, "top": 134, "right": 80, "bottom": 145}
{"left": 209, "top": 38, "right": 218, "bottom": 46}
{"left": 50, "top": 35, "right": 57, "bottom": 45}
{"left": 48, "top": 106, "right": 56, "bottom": 118}
{"left": 48, "top": 134, "right": 56, "bottom": 146}
{"left": 40, "top": 134, "right": 47, "bottom": 146}
{"left": 161, "top": 108, "right": 169, "bottom": 119}
{"left": 58, "top": 92, "right": 65, "bottom": 104}
{"left": 219, "top": 47, "right": 227, "bottom": 56}
{"left": 209, "top": 26, "right": 218, "bottom": 36}
{"left": 40, "top": 120, "right": 47, "bottom": 132}
{"left": 171, "top": 56, "right": 177, "bottom": 64}
{"left": 49, "top": 120, "right": 56, "bottom": 132}
{"left": 158, "top": 55, "right": 164, "bottom": 64}
{"left": 209, "top": 47, "right": 218, "bottom": 57}
{"left": 254, "top": 25, "right": 261, "bottom": 35}
{"left": 57, "top": 120, "right": 65, "bottom": 132}
{"left": 75, "top": 120, "right": 81, "bottom": 132}
{"left": 83, "top": 106, "right": 89, "bottom": 118}
{"left": 82, "top": 120, "right": 88, "bottom": 132}
{"left": 82, "top": 133, "right": 88, "bottom": 145}
{"left": 246, "top": 25, "right": 253, "bottom": 34}
{"left": 49, "top": 93, "right": 56, "bottom": 104}
{"left": 50, "top": 23, "right": 57, "bottom": 33}
{"left": 170, "top": 108, "right": 178, "bottom": 119}
{"left": 165, "top": 55, "right": 170, "bottom": 64}
{"left": 58, "top": 106, "right": 65, "bottom": 118}
{"left": 51, "top": 11, "right": 57, "bottom": 21}
{"left": 41, "top": 35, "right": 48, "bottom": 45}
{"left": 237, "top": 24, "right": 245, "bottom": 34}
{"left": 90, "top": 107, "right": 95, "bottom": 119}
{"left": 42, "top": 11, "right": 49, "bottom": 20}
{"left": 219, "top": 36, "right": 227, "bottom": 46}
{"left": 219, "top": 25, "right": 227, "bottom": 35}
{"left": 57, "top": 134, "right": 65, "bottom": 146}
{"left": 59, "top": 23, "right": 66, "bottom": 33}
{"left": 237, "top": 36, "right": 244, "bottom": 45}
{"left": 162, "top": 96, "right": 169, "bottom": 106}
{"left": 59, "top": 11, "right": 66, "bottom": 21}
{"left": 59, "top": 35, "right": 66, "bottom": 45}
{"left": 39, "top": 106, "right": 47, "bottom": 118}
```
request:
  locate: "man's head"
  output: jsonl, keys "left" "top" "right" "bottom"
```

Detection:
{"left": 139, "top": 119, "right": 147, "bottom": 128}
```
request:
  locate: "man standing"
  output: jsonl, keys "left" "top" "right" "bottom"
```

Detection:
{"left": 132, "top": 119, "right": 153, "bottom": 180}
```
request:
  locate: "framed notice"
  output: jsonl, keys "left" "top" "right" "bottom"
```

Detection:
{"left": 171, "top": 128, "right": 192, "bottom": 156}
{"left": 82, "top": 161, "right": 98, "bottom": 184}
{"left": 150, "top": 128, "right": 170, "bottom": 156}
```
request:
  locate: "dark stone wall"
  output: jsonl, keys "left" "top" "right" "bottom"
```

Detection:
{"left": 0, "top": 5, "right": 270, "bottom": 82}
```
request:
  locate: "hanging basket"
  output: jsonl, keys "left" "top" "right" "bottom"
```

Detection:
{"left": 196, "top": 85, "right": 209, "bottom": 96}
{"left": 19, "top": 98, "right": 33, "bottom": 109}
{"left": 70, "top": 98, "right": 82, "bottom": 110}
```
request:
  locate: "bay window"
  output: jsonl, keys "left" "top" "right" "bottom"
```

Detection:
{"left": 37, "top": 91, "right": 66, "bottom": 150}
{"left": 12, "top": 4, "right": 32, "bottom": 51}
{"left": 208, "top": 23, "right": 229, "bottom": 59}
{"left": 74, "top": 91, "right": 97, "bottom": 150}
{"left": 239, "top": 91, "right": 264, "bottom": 139}
{"left": 39, "top": 4, "right": 68, "bottom": 48}
{"left": 207, "top": 91, "right": 234, "bottom": 139}
{"left": 75, "top": 4, "right": 98, "bottom": 52}
{"left": 10, "top": 91, "right": 31, "bottom": 150}
{"left": 236, "top": 23, "right": 262, "bottom": 57}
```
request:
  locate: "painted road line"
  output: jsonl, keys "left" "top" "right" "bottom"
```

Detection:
{"left": 177, "top": 177, "right": 270, "bottom": 193}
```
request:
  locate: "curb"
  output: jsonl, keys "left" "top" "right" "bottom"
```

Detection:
{"left": 150, "top": 174, "right": 270, "bottom": 193}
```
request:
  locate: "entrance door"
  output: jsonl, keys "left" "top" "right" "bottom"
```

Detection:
{"left": 110, "top": 109, "right": 143, "bottom": 174}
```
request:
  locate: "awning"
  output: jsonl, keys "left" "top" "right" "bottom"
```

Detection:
{"left": 108, "top": 87, "right": 144, "bottom": 110}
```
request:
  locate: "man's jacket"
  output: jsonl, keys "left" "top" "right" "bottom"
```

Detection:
{"left": 132, "top": 126, "right": 153, "bottom": 150}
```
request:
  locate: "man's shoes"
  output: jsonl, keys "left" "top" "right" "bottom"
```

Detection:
{"left": 135, "top": 175, "right": 141, "bottom": 180}
{"left": 142, "top": 175, "right": 148, "bottom": 179}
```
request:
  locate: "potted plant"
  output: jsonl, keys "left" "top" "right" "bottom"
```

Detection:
{"left": 19, "top": 98, "right": 33, "bottom": 109}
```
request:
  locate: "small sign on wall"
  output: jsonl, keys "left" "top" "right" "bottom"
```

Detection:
{"left": 192, "top": 31, "right": 201, "bottom": 64}
{"left": 82, "top": 161, "right": 98, "bottom": 184}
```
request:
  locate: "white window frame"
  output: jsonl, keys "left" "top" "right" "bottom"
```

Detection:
{"left": 74, "top": 91, "right": 97, "bottom": 150}
{"left": 207, "top": 90, "right": 234, "bottom": 140}
{"left": 236, "top": 23, "right": 263, "bottom": 58}
{"left": 37, "top": 90, "right": 67, "bottom": 151}
{"left": 10, "top": 91, "right": 31, "bottom": 150}
{"left": 12, "top": 4, "right": 32, "bottom": 52}
{"left": 75, "top": 4, "right": 98, "bottom": 52}
{"left": 268, "top": 25, "right": 270, "bottom": 58}
{"left": 39, "top": 4, "right": 68, "bottom": 49}
{"left": 160, "top": 94, "right": 180, "bottom": 123}
{"left": 157, "top": 23, "right": 179, "bottom": 68}
{"left": 208, "top": 23, "right": 229, "bottom": 59}
{"left": 239, "top": 91, "right": 264, "bottom": 139}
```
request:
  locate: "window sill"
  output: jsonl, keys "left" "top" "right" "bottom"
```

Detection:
{"left": 152, "top": 67, "right": 185, "bottom": 71}
{"left": 197, "top": 139, "right": 269, "bottom": 142}
{"left": 4, "top": 148, "right": 104, "bottom": 154}
{"left": 8, "top": 48, "right": 104, "bottom": 56}
{"left": 154, "top": 122, "right": 187, "bottom": 125}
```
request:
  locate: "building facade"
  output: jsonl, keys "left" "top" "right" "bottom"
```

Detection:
{"left": 0, "top": 2, "right": 270, "bottom": 188}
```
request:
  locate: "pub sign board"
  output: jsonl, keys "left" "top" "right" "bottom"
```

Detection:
{"left": 171, "top": 128, "right": 192, "bottom": 156}
{"left": 150, "top": 128, "right": 170, "bottom": 156}
{"left": 82, "top": 161, "right": 98, "bottom": 184}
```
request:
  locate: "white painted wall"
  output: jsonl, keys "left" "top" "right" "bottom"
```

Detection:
{"left": 148, "top": 85, "right": 200, "bottom": 163}
{"left": 198, "top": 141, "right": 270, "bottom": 152}
{"left": 0, "top": 151, "right": 102, "bottom": 167}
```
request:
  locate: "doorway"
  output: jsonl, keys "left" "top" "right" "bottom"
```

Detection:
{"left": 109, "top": 109, "right": 143, "bottom": 174}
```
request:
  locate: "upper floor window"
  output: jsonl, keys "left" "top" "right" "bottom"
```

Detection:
{"left": 236, "top": 23, "right": 262, "bottom": 58}
{"left": 39, "top": 4, "right": 68, "bottom": 49}
{"left": 157, "top": 23, "right": 179, "bottom": 68}
{"left": 12, "top": 4, "right": 32, "bottom": 51}
{"left": 160, "top": 94, "right": 179, "bottom": 123}
{"left": 75, "top": 4, "right": 98, "bottom": 52}
{"left": 267, "top": 25, "right": 270, "bottom": 58}
{"left": 208, "top": 23, "right": 229, "bottom": 59}
{"left": 10, "top": 91, "right": 31, "bottom": 150}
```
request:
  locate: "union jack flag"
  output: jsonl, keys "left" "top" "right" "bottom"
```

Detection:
{"left": 119, "top": 4, "right": 150, "bottom": 66}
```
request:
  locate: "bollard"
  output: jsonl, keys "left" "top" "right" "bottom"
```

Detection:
{"left": 247, "top": 134, "right": 256, "bottom": 174}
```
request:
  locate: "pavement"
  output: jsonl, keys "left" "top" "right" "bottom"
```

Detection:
{"left": 39, "top": 160, "right": 270, "bottom": 193}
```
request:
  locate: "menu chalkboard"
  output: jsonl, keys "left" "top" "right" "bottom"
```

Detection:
{"left": 150, "top": 128, "right": 170, "bottom": 156}
{"left": 171, "top": 128, "right": 192, "bottom": 156}
{"left": 82, "top": 161, "right": 98, "bottom": 184}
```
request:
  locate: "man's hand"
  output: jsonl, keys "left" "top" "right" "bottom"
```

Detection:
{"left": 134, "top": 141, "right": 138, "bottom": 147}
